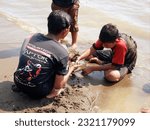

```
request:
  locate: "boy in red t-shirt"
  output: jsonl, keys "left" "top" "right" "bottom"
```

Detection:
{"left": 77, "top": 23, "right": 137, "bottom": 82}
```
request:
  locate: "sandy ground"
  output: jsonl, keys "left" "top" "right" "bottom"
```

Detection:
{"left": 0, "top": 14, "right": 150, "bottom": 113}
{"left": 0, "top": 15, "right": 98, "bottom": 113}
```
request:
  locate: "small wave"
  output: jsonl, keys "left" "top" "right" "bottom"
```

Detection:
{"left": 0, "top": 11, "right": 41, "bottom": 33}
{"left": 80, "top": 0, "right": 150, "bottom": 32}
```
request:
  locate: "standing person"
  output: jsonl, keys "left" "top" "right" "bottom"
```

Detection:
{"left": 77, "top": 23, "right": 137, "bottom": 82}
{"left": 13, "top": 10, "right": 76, "bottom": 99}
{"left": 51, "top": 0, "right": 80, "bottom": 49}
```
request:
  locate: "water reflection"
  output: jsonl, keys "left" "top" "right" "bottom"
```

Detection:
{"left": 0, "top": 48, "right": 19, "bottom": 59}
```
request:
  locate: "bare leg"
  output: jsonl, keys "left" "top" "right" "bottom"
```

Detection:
{"left": 81, "top": 63, "right": 101, "bottom": 75}
{"left": 104, "top": 70, "right": 121, "bottom": 82}
{"left": 71, "top": 31, "right": 78, "bottom": 49}
{"left": 104, "top": 67, "right": 128, "bottom": 82}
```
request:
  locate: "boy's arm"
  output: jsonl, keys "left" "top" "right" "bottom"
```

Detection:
{"left": 46, "top": 64, "right": 75, "bottom": 98}
{"left": 77, "top": 46, "right": 96, "bottom": 61}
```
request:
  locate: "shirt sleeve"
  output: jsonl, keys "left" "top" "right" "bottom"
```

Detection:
{"left": 92, "top": 39, "right": 104, "bottom": 50}
{"left": 112, "top": 41, "right": 127, "bottom": 65}
{"left": 56, "top": 56, "right": 69, "bottom": 75}
{"left": 20, "top": 35, "right": 33, "bottom": 57}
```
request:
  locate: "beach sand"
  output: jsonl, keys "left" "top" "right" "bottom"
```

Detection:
{"left": 0, "top": 13, "right": 150, "bottom": 113}
{"left": 0, "top": 15, "right": 98, "bottom": 113}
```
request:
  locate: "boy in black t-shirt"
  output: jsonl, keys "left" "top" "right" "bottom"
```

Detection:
{"left": 13, "top": 10, "right": 77, "bottom": 99}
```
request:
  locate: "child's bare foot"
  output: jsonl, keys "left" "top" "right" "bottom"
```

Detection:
{"left": 81, "top": 63, "right": 101, "bottom": 75}
{"left": 71, "top": 43, "right": 77, "bottom": 50}
{"left": 89, "top": 57, "right": 103, "bottom": 64}
{"left": 81, "top": 63, "right": 94, "bottom": 75}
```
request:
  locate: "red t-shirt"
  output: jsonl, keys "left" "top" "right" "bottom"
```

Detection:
{"left": 93, "top": 39, "right": 127, "bottom": 65}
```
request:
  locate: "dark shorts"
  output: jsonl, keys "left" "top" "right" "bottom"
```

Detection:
{"left": 93, "top": 50, "right": 113, "bottom": 64}
{"left": 93, "top": 50, "right": 130, "bottom": 79}
{"left": 14, "top": 76, "right": 53, "bottom": 99}
{"left": 51, "top": 0, "right": 79, "bottom": 32}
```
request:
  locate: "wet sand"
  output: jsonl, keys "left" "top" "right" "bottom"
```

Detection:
{"left": 0, "top": 15, "right": 96, "bottom": 113}
{"left": 0, "top": 14, "right": 150, "bottom": 113}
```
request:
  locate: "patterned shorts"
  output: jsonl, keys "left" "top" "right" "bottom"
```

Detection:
{"left": 51, "top": 0, "right": 79, "bottom": 32}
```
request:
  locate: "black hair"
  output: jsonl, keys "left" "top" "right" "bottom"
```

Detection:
{"left": 99, "top": 23, "right": 119, "bottom": 43}
{"left": 47, "top": 10, "right": 71, "bottom": 35}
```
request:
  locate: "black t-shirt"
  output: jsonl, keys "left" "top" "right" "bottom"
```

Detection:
{"left": 14, "top": 33, "right": 69, "bottom": 88}
{"left": 53, "top": 0, "right": 75, "bottom": 8}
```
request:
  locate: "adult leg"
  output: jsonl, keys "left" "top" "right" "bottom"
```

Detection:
{"left": 51, "top": 2, "right": 79, "bottom": 49}
{"left": 71, "top": 31, "right": 78, "bottom": 49}
{"left": 69, "top": 0, "right": 79, "bottom": 49}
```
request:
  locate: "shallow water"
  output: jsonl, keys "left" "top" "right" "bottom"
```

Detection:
{"left": 0, "top": 0, "right": 150, "bottom": 112}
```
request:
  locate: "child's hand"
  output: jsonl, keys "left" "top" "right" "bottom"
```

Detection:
{"left": 75, "top": 56, "right": 80, "bottom": 63}
{"left": 89, "top": 57, "right": 103, "bottom": 64}
{"left": 70, "top": 62, "right": 80, "bottom": 70}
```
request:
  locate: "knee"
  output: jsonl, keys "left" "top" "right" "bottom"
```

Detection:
{"left": 104, "top": 70, "right": 120, "bottom": 82}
